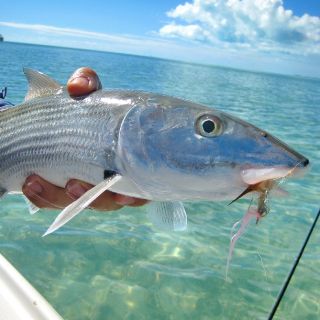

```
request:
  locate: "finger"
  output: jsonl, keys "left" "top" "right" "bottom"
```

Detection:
{"left": 66, "top": 179, "right": 123, "bottom": 211}
{"left": 67, "top": 67, "right": 102, "bottom": 97}
{"left": 111, "top": 194, "right": 149, "bottom": 207}
{"left": 128, "top": 199, "right": 150, "bottom": 207}
{"left": 22, "top": 175, "right": 74, "bottom": 209}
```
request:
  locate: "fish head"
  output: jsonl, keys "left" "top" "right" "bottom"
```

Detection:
{"left": 118, "top": 95, "right": 309, "bottom": 200}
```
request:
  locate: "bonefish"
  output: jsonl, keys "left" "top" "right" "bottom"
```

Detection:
{"left": 0, "top": 69, "right": 309, "bottom": 236}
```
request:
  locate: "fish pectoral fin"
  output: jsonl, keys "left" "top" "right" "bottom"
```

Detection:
{"left": 43, "top": 174, "right": 122, "bottom": 237}
{"left": 23, "top": 196, "right": 40, "bottom": 215}
{"left": 23, "top": 68, "right": 61, "bottom": 101}
{"left": 147, "top": 201, "right": 188, "bottom": 232}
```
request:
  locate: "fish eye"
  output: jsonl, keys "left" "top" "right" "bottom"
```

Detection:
{"left": 195, "top": 114, "right": 223, "bottom": 137}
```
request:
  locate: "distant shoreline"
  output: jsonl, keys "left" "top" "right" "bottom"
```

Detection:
{"left": 2, "top": 40, "right": 320, "bottom": 81}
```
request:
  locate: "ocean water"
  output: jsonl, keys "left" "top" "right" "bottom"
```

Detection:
{"left": 0, "top": 42, "right": 319, "bottom": 319}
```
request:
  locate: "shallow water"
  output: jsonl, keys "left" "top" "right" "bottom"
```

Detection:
{"left": 0, "top": 42, "right": 319, "bottom": 319}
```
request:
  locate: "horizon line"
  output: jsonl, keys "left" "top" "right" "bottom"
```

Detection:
{"left": 3, "top": 40, "right": 319, "bottom": 81}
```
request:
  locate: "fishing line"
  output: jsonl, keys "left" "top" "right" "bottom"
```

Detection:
{"left": 268, "top": 207, "right": 320, "bottom": 319}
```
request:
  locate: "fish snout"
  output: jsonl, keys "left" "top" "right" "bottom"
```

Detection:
{"left": 239, "top": 130, "right": 310, "bottom": 185}
{"left": 299, "top": 157, "right": 309, "bottom": 168}
{"left": 262, "top": 130, "right": 309, "bottom": 169}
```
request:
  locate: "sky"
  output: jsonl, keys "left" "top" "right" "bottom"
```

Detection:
{"left": 0, "top": 0, "right": 319, "bottom": 77}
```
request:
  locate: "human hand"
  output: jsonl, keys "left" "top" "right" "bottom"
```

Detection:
{"left": 22, "top": 67, "right": 148, "bottom": 210}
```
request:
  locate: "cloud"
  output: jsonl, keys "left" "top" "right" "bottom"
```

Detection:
{"left": 0, "top": 21, "right": 192, "bottom": 59}
{"left": 1, "top": 19, "right": 319, "bottom": 77}
{"left": 0, "top": 20, "right": 238, "bottom": 68}
{"left": 0, "top": 21, "right": 156, "bottom": 45}
{"left": 159, "top": 0, "right": 320, "bottom": 54}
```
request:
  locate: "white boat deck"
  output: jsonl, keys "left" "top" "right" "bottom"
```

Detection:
{"left": 0, "top": 253, "right": 63, "bottom": 320}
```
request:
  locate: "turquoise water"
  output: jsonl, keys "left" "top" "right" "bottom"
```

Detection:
{"left": 0, "top": 42, "right": 319, "bottom": 319}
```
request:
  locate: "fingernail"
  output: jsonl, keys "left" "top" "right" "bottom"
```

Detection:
{"left": 67, "top": 183, "right": 88, "bottom": 199}
{"left": 115, "top": 196, "right": 136, "bottom": 206}
{"left": 68, "top": 76, "right": 89, "bottom": 87}
{"left": 26, "top": 181, "right": 43, "bottom": 194}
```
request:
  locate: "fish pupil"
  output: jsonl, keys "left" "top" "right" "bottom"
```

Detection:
{"left": 202, "top": 120, "right": 215, "bottom": 133}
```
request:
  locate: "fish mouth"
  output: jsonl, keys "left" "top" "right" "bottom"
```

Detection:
{"left": 240, "top": 155, "right": 309, "bottom": 185}
{"left": 229, "top": 159, "right": 309, "bottom": 214}
{"left": 241, "top": 126, "right": 310, "bottom": 185}
{"left": 229, "top": 157, "right": 309, "bottom": 215}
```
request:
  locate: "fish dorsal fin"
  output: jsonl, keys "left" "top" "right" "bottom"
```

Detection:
{"left": 23, "top": 68, "right": 61, "bottom": 101}
{"left": 147, "top": 201, "right": 188, "bottom": 231}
